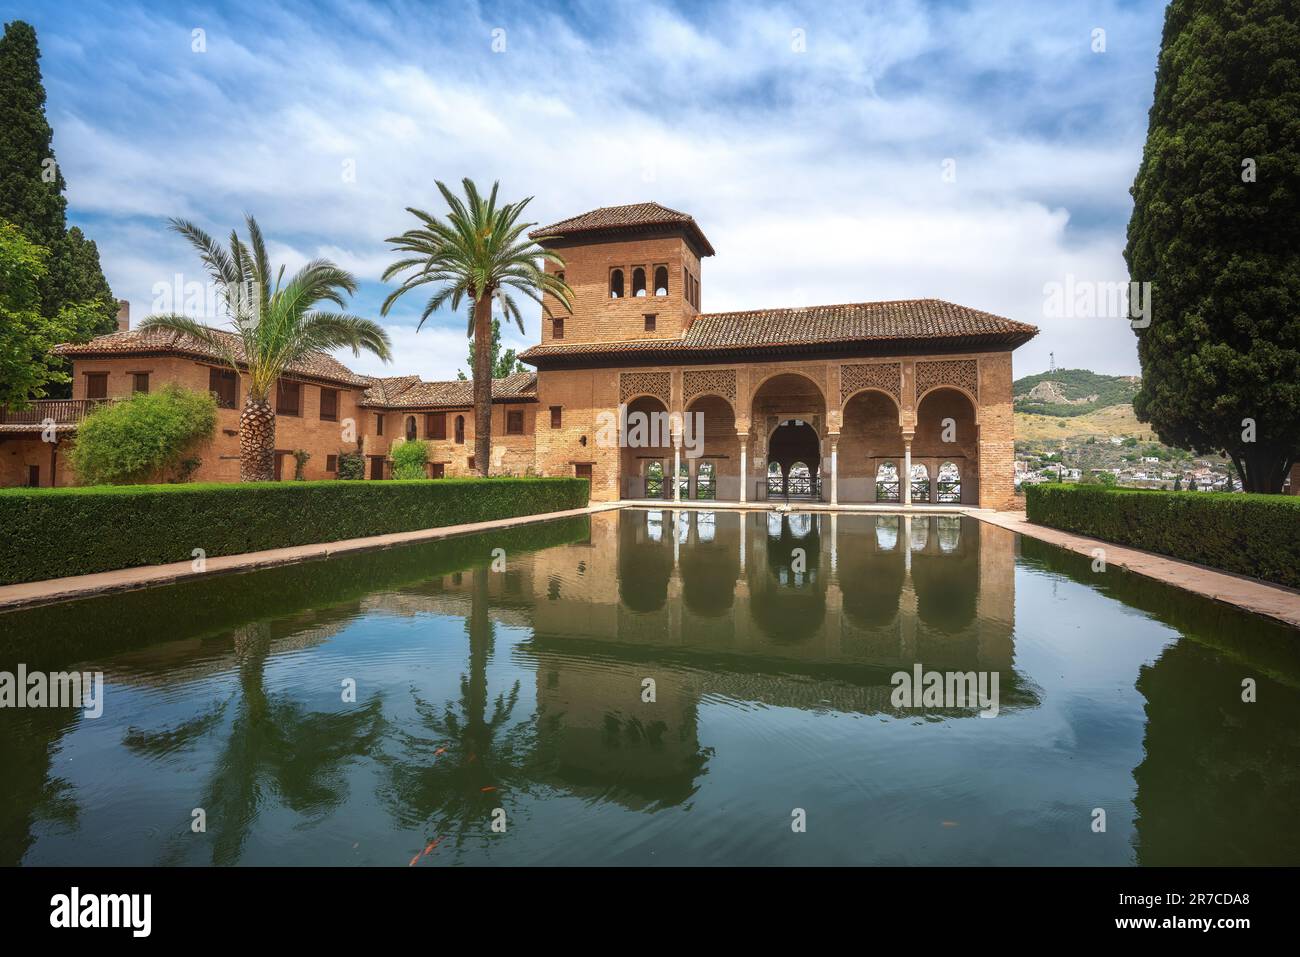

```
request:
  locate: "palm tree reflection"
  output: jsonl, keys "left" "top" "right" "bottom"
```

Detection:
{"left": 123, "top": 620, "right": 384, "bottom": 864}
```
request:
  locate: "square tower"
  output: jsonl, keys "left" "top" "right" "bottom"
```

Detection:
{"left": 529, "top": 202, "right": 715, "bottom": 345}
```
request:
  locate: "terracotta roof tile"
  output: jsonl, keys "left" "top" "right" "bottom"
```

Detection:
{"left": 53, "top": 327, "right": 371, "bottom": 387}
{"left": 360, "top": 371, "right": 537, "bottom": 409}
{"left": 519, "top": 299, "right": 1037, "bottom": 366}
{"left": 530, "top": 201, "right": 715, "bottom": 256}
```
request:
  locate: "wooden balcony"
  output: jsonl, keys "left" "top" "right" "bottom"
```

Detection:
{"left": 0, "top": 398, "right": 119, "bottom": 426}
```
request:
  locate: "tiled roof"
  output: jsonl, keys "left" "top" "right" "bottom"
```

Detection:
{"left": 361, "top": 371, "right": 537, "bottom": 409}
{"left": 530, "top": 202, "right": 715, "bottom": 256}
{"left": 519, "top": 299, "right": 1038, "bottom": 366}
{"left": 53, "top": 327, "right": 371, "bottom": 387}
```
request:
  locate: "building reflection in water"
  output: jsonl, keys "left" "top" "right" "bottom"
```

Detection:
{"left": 417, "top": 510, "right": 1028, "bottom": 811}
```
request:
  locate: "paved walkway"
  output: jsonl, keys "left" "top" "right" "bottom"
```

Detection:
{"left": 0, "top": 502, "right": 623, "bottom": 613}
{"left": 977, "top": 510, "right": 1300, "bottom": 630}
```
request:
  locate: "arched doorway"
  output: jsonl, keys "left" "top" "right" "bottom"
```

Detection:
{"left": 620, "top": 394, "right": 673, "bottom": 499}
{"left": 684, "top": 393, "right": 737, "bottom": 500}
{"left": 913, "top": 387, "right": 979, "bottom": 504}
{"left": 767, "top": 422, "right": 821, "bottom": 498}
{"left": 840, "top": 389, "right": 904, "bottom": 503}
{"left": 750, "top": 373, "right": 826, "bottom": 501}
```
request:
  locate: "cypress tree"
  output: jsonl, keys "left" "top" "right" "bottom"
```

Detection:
{"left": 0, "top": 19, "right": 115, "bottom": 338}
{"left": 1125, "top": 0, "right": 1300, "bottom": 493}
{"left": 0, "top": 20, "right": 66, "bottom": 246}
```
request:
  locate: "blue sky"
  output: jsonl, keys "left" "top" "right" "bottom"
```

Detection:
{"left": 4, "top": 0, "right": 1167, "bottom": 378}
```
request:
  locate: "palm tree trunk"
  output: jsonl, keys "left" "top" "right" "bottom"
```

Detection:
{"left": 239, "top": 396, "right": 276, "bottom": 482}
{"left": 472, "top": 294, "right": 493, "bottom": 477}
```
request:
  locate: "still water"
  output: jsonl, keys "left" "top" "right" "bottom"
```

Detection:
{"left": 1, "top": 509, "right": 1297, "bottom": 866}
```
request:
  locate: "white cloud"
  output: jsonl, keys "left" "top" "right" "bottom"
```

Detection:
{"left": 46, "top": 0, "right": 1162, "bottom": 379}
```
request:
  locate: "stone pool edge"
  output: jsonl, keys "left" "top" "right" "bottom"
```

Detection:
{"left": 973, "top": 509, "right": 1300, "bottom": 631}
{"left": 0, "top": 501, "right": 624, "bottom": 613}
{"left": 4, "top": 501, "right": 1296, "bottom": 630}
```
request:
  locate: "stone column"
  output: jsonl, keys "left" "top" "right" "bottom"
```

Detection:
{"left": 738, "top": 432, "right": 749, "bottom": 503}
{"left": 829, "top": 432, "right": 839, "bottom": 505}
{"left": 673, "top": 443, "right": 682, "bottom": 503}
{"left": 903, "top": 433, "right": 914, "bottom": 506}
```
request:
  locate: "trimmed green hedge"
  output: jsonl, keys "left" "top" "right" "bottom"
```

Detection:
{"left": 0, "top": 477, "right": 590, "bottom": 585}
{"left": 1024, "top": 483, "right": 1300, "bottom": 589}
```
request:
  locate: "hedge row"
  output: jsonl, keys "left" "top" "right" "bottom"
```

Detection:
{"left": 1024, "top": 483, "right": 1300, "bottom": 589}
{"left": 0, "top": 477, "right": 590, "bottom": 585}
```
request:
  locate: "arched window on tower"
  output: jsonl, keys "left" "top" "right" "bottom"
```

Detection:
{"left": 654, "top": 265, "right": 668, "bottom": 296}
{"left": 610, "top": 269, "right": 624, "bottom": 299}
{"left": 454, "top": 415, "right": 465, "bottom": 444}
{"left": 632, "top": 267, "right": 646, "bottom": 297}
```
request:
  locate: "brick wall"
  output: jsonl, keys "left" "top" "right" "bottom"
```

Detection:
{"left": 541, "top": 233, "right": 699, "bottom": 344}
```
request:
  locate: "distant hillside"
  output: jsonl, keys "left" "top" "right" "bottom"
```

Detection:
{"left": 1013, "top": 369, "right": 1140, "bottom": 417}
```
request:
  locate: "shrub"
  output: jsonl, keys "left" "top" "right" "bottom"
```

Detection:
{"left": 68, "top": 385, "right": 216, "bottom": 485}
{"left": 337, "top": 450, "right": 364, "bottom": 480}
{"left": 0, "top": 477, "right": 590, "bottom": 584}
{"left": 292, "top": 449, "right": 310, "bottom": 480}
{"left": 1024, "top": 484, "right": 1300, "bottom": 589}
{"left": 390, "top": 439, "right": 428, "bottom": 480}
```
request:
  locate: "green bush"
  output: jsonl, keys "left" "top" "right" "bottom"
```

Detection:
{"left": 337, "top": 450, "right": 364, "bottom": 480}
{"left": 68, "top": 385, "right": 217, "bottom": 485}
{"left": 0, "top": 477, "right": 590, "bottom": 585}
{"left": 390, "top": 439, "right": 428, "bottom": 480}
{"left": 1024, "top": 484, "right": 1300, "bottom": 588}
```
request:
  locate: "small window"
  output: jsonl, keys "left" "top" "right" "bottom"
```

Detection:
{"left": 644, "top": 314, "right": 656, "bottom": 332}
{"left": 320, "top": 387, "right": 338, "bottom": 421}
{"left": 209, "top": 368, "right": 237, "bottom": 409}
{"left": 632, "top": 267, "right": 646, "bottom": 297}
{"left": 455, "top": 415, "right": 465, "bottom": 444}
{"left": 610, "top": 268, "right": 624, "bottom": 299}
{"left": 427, "top": 412, "right": 446, "bottom": 439}
{"left": 276, "top": 380, "right": 301, "bottom": 416}
{"left": 468, "top": 456, "right": 476, "bottom": 471}
{"left": 326, "top": 454, "right": 338, "bottom": 472}
{"left": 131, "top": 372, "right": 150, "bottom": 393}
{"left": 85, "top": 372, "right": 108, "bottom": 400}
{"left": 553, "top": 317, "right": 564, "bottom": 340}
{"left": 550, "top": 406, "right": 562, "bottom": 429}
{"left": 507, "top": 409, "right": 524, "bottom": 435}
{"left": 376, "top": 414, "right": 384, "bottom": 436}
{"left": 654, "top": 265, "right": 668, "bottom": 296}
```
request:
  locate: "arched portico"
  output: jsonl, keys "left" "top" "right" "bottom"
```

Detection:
{"left": 749, "top": 373, "right": 827, "bottom": 501}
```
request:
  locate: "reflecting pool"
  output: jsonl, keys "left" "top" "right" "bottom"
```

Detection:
{"left": 1, "top": 509, "right": 1297, "bottom": 866}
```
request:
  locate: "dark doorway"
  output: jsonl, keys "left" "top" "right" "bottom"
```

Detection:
{"left": 767, "top": 420, "right": 821, "bottom": 498}
{"left": 26, "top": 465, "right": 40, "bottom": 487}
{"left": 369, "top": 456, "right": 385, "bottom": 480}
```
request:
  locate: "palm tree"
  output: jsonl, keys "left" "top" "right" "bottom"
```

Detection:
{"left": 381, "top": 179, "right": 572, "bottom": 477}
{"left": 139, "top": 216, "right": 393, "bottom": 481}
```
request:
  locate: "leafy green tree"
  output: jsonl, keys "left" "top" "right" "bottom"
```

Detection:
{"left": 391, "top": 438, "right": 429, "bottom": 479}
{"left": 0, "top": 220, "right": 98, "bottom": 407}
{"left": 1125, "top": 0, "right": 1300, "bottom": 493}
{"left": 0, "top": 20, "right": 116, "bottom": 336}
{"left": 381, "top": 179, "right": 572, "bottom": 477}
{"left": 140, "top": 216, "right": 392, "bottom": 481}
{"left": 68, "top": 384, "right": 217, "bottom": 485}
{"left": 456, "top": 317, "right": 525, "bottom": 381}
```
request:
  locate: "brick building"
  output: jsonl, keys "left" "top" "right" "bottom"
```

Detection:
{"left": 521, "top": 202, "right": 1036, "bottom": 509}
{"left": 2, "top": 202, "right": 1039, "bottom": 507}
